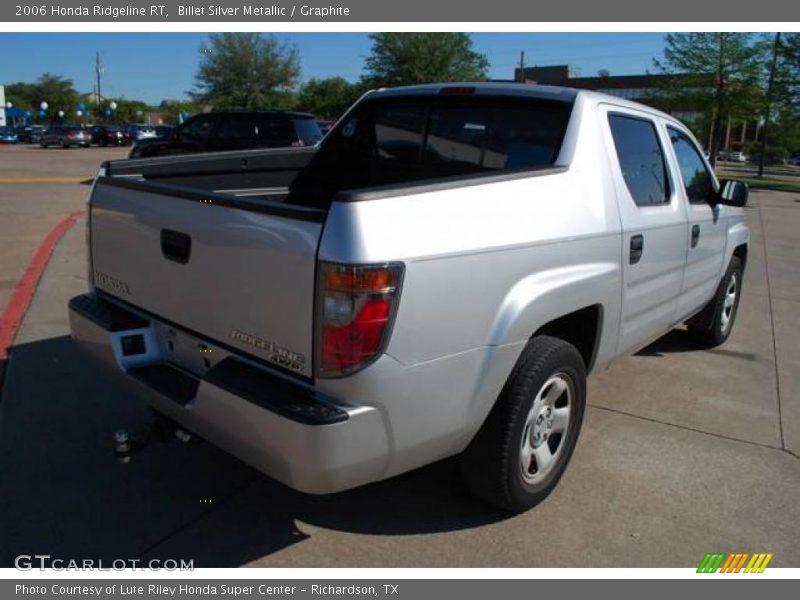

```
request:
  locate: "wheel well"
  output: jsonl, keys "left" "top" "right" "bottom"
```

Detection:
{"left": 533, "top": 305, "right": 601, "bottom": 371}
{"left": 733, "top": 244, "right": 748, "bottom": 271}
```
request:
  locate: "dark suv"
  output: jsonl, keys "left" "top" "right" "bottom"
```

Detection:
{"left": 129, "top": 111, "right": 323, "bottom": 158}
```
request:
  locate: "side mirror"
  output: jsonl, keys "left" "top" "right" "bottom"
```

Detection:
{"left": 715, "top": 179, "right": 748, "bottom": 207}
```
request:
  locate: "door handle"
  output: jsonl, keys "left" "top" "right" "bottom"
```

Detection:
{"left": 691, "top": 224, "right": 700, "bottom": 248}
{"left": 160, "top": 229, "right": 192, "bottom": 264}
{"left": 630, "top": 234, "right": 644, "bottom": 265}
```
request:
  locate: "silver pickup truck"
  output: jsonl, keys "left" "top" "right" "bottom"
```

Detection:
{"left": 69, "top": 83, "right": 749, "bottom": 512}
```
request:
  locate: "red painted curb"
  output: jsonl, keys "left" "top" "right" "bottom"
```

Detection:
{"left": 0, "top": 210, "right": 85, "bottom": 360}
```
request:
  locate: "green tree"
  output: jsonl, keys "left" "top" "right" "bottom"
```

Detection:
{"left": 5, "top": 74, "right": 80, "bottom": 122}
{"left": 159, "top": 100, "right": 203, "bottom": 125}
{"left": 32, "top": 73, "right": 80, "bottom": 121}
{"left": 191, "top": 32, "right": 300, "bottom": 109}
{"left": 3, "top": 82, "right": 36, "bottom": 114}
{"left": 654, "top": 33, "right": 766, "bottom": 165}
{"left": 297, "top": 77, "right": 363, "bottom": 119}
{"left": 105, "top": 98, "right": 151, "bottom": 123}
{"left": 363, "top": 33, "right": 489, "bottom": 88}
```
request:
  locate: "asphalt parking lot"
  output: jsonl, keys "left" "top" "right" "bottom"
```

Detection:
{"left": 0, "top": 144, "right": 798, "bottom": 568}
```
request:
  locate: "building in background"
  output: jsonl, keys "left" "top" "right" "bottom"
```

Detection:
{"left": 511, "top": 65, "right": 761, "bottom": 151}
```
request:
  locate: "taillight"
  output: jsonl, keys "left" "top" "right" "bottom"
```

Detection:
{"left": 316, "top": 262, "right": 404, "bottom": 377}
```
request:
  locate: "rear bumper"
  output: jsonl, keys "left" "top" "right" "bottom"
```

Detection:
{"left": 68, "top": 293, "right": 389, "bottom": 494}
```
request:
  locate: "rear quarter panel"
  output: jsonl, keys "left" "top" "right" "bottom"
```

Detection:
{"left": 315, "top": 96, "right": 624, "bottom": 475}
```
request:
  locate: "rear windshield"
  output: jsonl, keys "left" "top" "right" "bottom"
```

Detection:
{"left": 286, "top": 95, "right": 572, "bottom": 209}
{"left": 335, "top": 96, "right": 570, "bottom": 173}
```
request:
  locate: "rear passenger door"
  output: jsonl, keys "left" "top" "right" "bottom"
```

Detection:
{"left": 602, "top": 106, "right": 689, "bottom": 356}
{"left": 665, "top": 126, "right": 727, "bottom": 319}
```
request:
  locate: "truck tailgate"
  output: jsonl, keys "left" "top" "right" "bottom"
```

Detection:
{"left": 89, "top": 177, "right": 325, "bottom": 378}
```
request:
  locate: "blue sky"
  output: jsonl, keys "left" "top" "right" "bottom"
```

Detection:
{"left": 0, "top": 33, "right": 667, "bottom": 105}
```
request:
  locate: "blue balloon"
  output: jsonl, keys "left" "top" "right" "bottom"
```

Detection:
{"left": 38, "top": 109, "right": 46, "bottom": 117}
{"left": 78, "top": 102, "right": 86, "bottom": 111}
{"left": 104, "top": 109, "right": 112, "bottom": 118}
{"left": 24, "top": 110, "right": 31, "bottom": 118}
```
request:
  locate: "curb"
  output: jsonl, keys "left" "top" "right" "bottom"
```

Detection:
{"left": 0, "top": 210, "right": 85, "bottom": 368}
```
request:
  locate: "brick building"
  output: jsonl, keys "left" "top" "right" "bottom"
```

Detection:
{"left": 511, "top": 65, "right": 761, "bottom": 151}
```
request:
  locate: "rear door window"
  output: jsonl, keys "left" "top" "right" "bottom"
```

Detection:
{"left": 214, "top": 114, "right": 257, "bottom": 139}
{"left": 608, "top": 114, "right": 670, "bottom": 207}
{"left": 180, "top": 115, "right": 214, "bottom": 140}
{"left": 255, "top": 115, "right": 294, "bottom": 144}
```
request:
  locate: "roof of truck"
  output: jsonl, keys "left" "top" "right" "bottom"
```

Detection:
{"left": 368, "top": 82, "right": 579, "bottom": 103}
{"left": 366, "top": 82, "right": 676, "bottom": 122}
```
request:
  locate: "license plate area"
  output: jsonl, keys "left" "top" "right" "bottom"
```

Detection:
{"left": 154, "top": 323, "right": 219, "bottom": 377}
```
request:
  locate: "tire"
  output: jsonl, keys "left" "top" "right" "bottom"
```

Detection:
{"left": 460, "top": 335, "right": 587, "bottom": 513}
{"left": 687, "top": 256, "right": 743, "bottom": 347}
{"left": 60, "top": 138, "right": 68, "bottom": 149}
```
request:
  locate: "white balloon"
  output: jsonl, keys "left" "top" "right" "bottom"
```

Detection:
{"left": 109, "top": 101, "right": 118, "bottom": 110}
{"left": 57, "top": 110, "right": 65, "bottom": 117}
{"left": 76, "top": 110, "right": 83, "bottom": 117}
{"left": 40, "top": 101, "right": 49, "bottom": 110}
{"left": 5, "top": 101, "right": 12, "bottom": 109}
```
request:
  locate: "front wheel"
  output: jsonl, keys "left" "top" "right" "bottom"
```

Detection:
{"left": 687, "top": 256, "right": 743, "bottom": 347}
{"left": 460, "top": 335, "right": 587, "bottom": 513}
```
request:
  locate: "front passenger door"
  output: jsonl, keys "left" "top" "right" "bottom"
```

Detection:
{"left": 666, "top": 127, "right": 728, "bottom": 319}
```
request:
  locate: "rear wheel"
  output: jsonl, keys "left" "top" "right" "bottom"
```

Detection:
{"left": 60, "top": 138, "right": 69, "bottom": 149}
{"left": 460, "top": 335, "right": 587, "bottom": 512}
{"left": 687, "top": 256, "right": 743, "bottom": 347}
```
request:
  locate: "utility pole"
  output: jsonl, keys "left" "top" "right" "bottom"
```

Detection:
{"left": 95, "top": 52, "right": 103, "bottom": 105}
{"left": 758, "top": 32, "right": 781, "bottom": 178}
{"left": 518, "top": 51, "right": 525, "bottom": 83}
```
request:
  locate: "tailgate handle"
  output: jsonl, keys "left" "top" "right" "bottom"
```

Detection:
{"left": 160, "top": 229, "right": 192, "bottom": 264}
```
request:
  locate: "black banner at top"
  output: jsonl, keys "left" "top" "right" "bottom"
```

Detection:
{"left": 2, "top": 0, "right": 799, "bottom": 22}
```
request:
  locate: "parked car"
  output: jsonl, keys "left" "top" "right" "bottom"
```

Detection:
{"left": 90, "top": 125, "right": 126, "bottom": 147}
{"left": 123, "top": 124, "right": 158, "bottom": 143}
{"left": 786, "top": 153, "right": 800, "bottom": 166}
{"left": 728, "top": 151, "right": 748, "bottom": 163}
{"left": 70, "top": 83, "right": 749, "bottom": 512}
{"left": 154, "top": 125, "right": 174, "bottom": 139}
{"left": 128, "top": 111, "right": 323, "bottom": 158}
{"left": 39, "top": 125, "right": 90, "bottom": 148}
{"left": 0, "top": 127, "right": 19, "bottom": 143}
{"left": 28, "top": 125, "right": 46, "bottom": 144}
{"left": 13, "top": 124, "right": 45, "bottom": 143}
{"left": 316, "top": 120, "right": 335, "bottom": 136}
